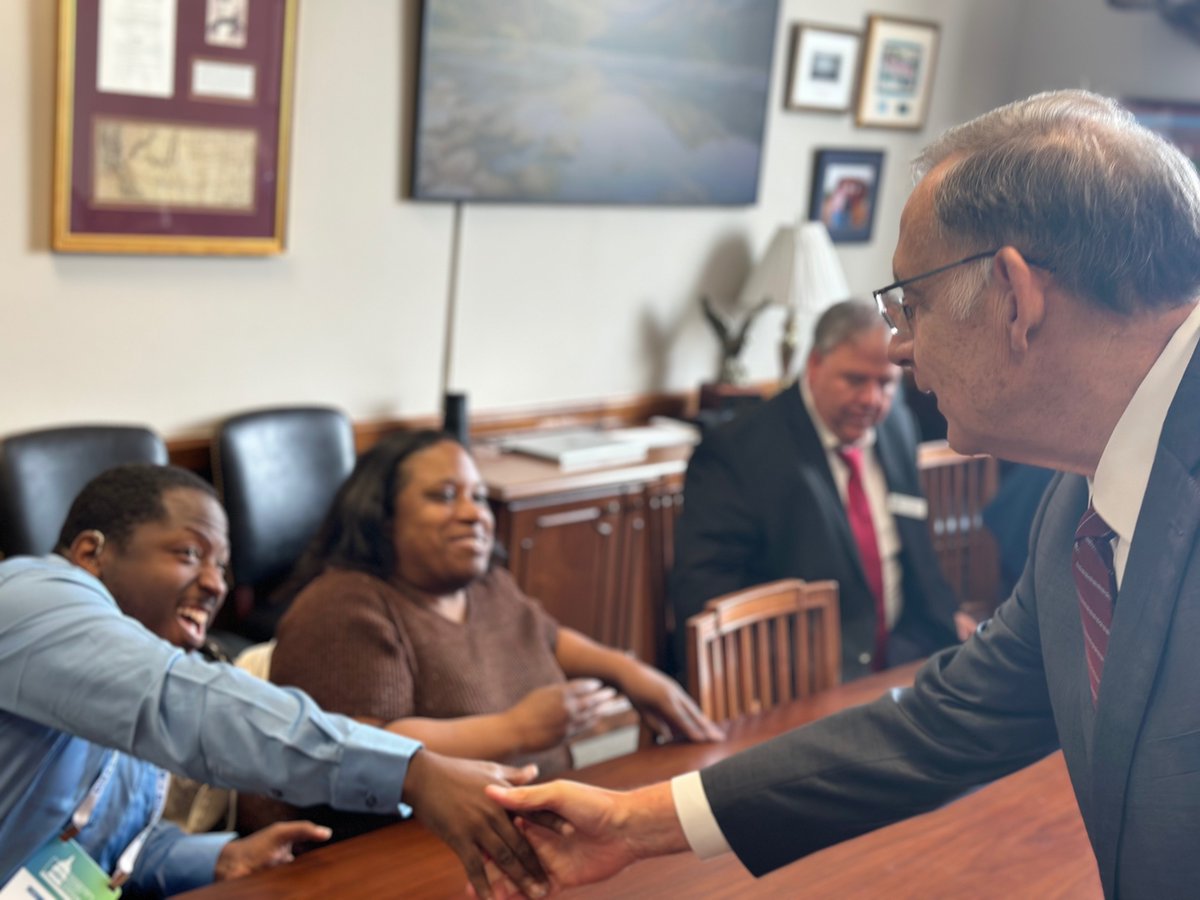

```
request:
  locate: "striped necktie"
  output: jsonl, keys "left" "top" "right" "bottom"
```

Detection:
{"left": 1073, "top": 504, "right": 1116, "bottom": 706}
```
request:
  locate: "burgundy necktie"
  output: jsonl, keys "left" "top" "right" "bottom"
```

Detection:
{"left": 839, "top": 447, "right": 887, "bottom": 671}
{"left": 1073, "top": 504, "right": 1117, "bottom": 706}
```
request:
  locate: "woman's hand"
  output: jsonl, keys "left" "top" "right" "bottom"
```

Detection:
{"left": 507, "top": 679, "right": 627, "bottom": 753}
{"left": 617, "top": 664, "right": 724, "bottom": 744}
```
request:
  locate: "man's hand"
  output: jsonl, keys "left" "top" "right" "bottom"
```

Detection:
{"left": 483, "top": 779, "right": 689, "bottom": 894}
{"left": 213, "top": 821, "right": 332, "bottom": 881}
{"left": 616, "top": 664, "right": 724, "bottom": 744}
{"left": 955, "top": 610, "right": 979, "bottom": 642}
{"left": 508, "top": 679, "right": 625, "bottom": 752}
{"left": 402, "top": 749, "right": 548, "bottom": 900}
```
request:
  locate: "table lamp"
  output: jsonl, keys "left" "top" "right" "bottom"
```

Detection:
{"left": 737, "top": 219, "right": 849, "bottom": 381}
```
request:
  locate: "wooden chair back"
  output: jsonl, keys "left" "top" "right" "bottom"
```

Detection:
{"left": 916, "top": 442, "right": 1001, "bottom": 613}
{"left": 686, "top": 579, "right": 840, "bottom": 723}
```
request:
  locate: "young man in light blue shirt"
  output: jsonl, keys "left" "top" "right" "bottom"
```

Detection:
{"left": 0, "top": 464, "right": 548, "bottom": 898}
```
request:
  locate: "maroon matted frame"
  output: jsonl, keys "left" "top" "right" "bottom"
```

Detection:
{"left": 52, "top": 0, "right": 298, "bottom": 255}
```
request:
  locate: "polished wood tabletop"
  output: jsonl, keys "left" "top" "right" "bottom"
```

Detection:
{"left": 180, "top": 663, "right": 1100, "bottom": 899}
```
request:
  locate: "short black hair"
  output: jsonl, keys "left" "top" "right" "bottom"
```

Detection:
{"left": 55, "top": 464, "right": 218, "bottom": 552}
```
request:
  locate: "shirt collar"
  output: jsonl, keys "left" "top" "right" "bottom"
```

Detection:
{"left": 1092, "top": 300, "right": 1200, "bottom": 545}
{"left": 798, "top": 375, "right": 877, "bottom": 452}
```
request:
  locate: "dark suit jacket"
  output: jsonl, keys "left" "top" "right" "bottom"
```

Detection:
{"left": 670, "top": 384, "right": 958, "bottom": 680}
{"left": 699, "top": 342, "right": 1200, "bottom": 899}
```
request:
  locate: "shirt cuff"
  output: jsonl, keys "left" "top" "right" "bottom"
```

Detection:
{"left": 331, "top": 723, "right": 422, "bottom": 817}
{"left": 670, "top": 772, "right": 731, "bottom": 860}
{"left": 155, "top": 831, "right": 235, "bottom": 897}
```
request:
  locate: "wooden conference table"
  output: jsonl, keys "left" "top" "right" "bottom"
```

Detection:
{"left": 180, "top": 662, "right": 1100, "bottom": 899}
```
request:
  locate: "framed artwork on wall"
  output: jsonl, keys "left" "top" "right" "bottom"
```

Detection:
{"left": 808, "top": 149, "right": 884, "bottom": 243}
{"left": 855, "top": 15, "right": 940, "bottom": 130}
{"left": 784, "top": 23, "right": 861, "bottom": 113}
{"left": 52, "top": 0, "right": 298, "bottom": 255}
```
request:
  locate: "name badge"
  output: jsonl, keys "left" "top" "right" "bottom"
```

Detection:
{"left": 887, "top": 493, "right": 929, "bottom": 520}
{"left": 0, "top": 837, "right": 122, "bottom": 900}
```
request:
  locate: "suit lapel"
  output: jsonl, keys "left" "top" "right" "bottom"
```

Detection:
{"left": 1090, "top": 343, "right": 1200, "bottom": 891}
{"left": 1044, "top": 477, "right": 1097, "bottom": 762}
{"left": 872, "top": 415, "right": 910, "bottom": 495}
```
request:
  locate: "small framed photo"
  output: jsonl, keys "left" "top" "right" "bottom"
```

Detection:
{"left": 785, "top": 23, "right": 861, "bottom": 113}
{"left": 206, "top": 0, "right": 250, "bottom": 49}
{"left": 808, "top": 149, "right": 885, "bottom": 243}
{"left": 855, "top": 15, "right": 940, "bottom": 130}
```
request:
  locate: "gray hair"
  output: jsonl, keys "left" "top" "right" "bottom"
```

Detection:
{"left": 914, "top": 89, "right": 1200, "bottom": 314}
{"left": 812, "top": 298, "right": 887, "bottom": 355}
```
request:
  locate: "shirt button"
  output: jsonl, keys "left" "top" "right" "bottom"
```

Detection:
{"left": 365, "top": 793, "right": 377, "bottom": 808}
{"left": 858, "top": 652, "right": 872, "bottom": 666}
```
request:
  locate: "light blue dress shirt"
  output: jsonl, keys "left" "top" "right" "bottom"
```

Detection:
{"left": 0, "top": 555, "right": 422, "bottom": 893}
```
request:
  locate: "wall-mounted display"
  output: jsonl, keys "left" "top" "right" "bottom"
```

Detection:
{"left": 785, "top": 23, "right": 860, "bottom": 113}
{"left": 52, "top": 0, "right": 298, "bottom": 255}
{"left": 808, "top": 148, "right": 884, "bottom": 243}
{"left": 855, "top": 15, "right": 939, "bottom": 131}
{"left": 410, "top": 0, "right": 780, "bottom": 206}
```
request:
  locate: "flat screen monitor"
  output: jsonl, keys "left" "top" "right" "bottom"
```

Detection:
{"left": 411, "top": 0, "right": 780, "bottom": 205}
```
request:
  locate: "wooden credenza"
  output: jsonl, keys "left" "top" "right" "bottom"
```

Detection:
{"left": 475, "top": 443, "right": 690, "bottom": 666}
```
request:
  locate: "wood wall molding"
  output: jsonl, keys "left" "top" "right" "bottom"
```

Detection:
{"left": 165, "top": 386, "right": 723, "bottom": 478}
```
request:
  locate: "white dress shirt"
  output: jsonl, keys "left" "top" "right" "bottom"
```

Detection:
{"left": 1092, "top": 299, "right": 1200, "bottom": 587}
{"left": 799, "top": 376, "right": 903, "bottom": 630}
{"left": 672, "top": 299, "right": 1200, "bottom": 861}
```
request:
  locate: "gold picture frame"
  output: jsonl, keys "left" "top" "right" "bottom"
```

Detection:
{"left": 855, "top": 14, "right": 940, "bottom": 131}
{"left": 52, "top": 0, "right": 298, "bottom": 255}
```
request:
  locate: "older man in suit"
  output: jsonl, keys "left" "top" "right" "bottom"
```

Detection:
{"left": 487, "top": 89, "right": 1200, "bottom": 900}
{"left": 671, "top": 299, "right": 961, "bottom": 679}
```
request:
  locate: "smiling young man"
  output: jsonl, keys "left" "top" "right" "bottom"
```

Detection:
{"left": 670, "top": 299, "right": 962, "bottom": 680}
{"left": 485, "top": 90, "right": 1200, "bottom": 899}
{"left": 0, "top": 465, "right": 550, "bottom": 899}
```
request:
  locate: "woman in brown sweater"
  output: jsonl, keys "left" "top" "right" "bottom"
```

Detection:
{"left": 244, "top": 430, "right": 720, "bottom": 840}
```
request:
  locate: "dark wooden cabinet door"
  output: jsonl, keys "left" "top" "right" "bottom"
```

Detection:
{"left": 498, "top": 490, "right": 626, "bottom": 643}
{"left": 644, "top": 475, "right": 684, "bottom": 665}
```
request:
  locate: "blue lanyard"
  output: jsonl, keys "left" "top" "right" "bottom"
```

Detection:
{"left": 60, "top": 752, "right": 170, "bottom": 887}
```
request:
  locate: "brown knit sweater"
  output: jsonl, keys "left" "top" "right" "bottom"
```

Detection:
{"left": 272, "top": 565, "right": 569, "bottom": 770}
{"left": 256, "top": 566, "right": 571, "bottom": 841}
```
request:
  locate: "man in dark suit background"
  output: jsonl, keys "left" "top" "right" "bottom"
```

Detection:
{"left": 487, "top": 90, "right": 1200, "bottom": 899}
{"left": 671, "top": 299, "right": 962, "bottom": 680}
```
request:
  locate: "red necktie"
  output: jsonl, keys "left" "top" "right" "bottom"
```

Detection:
{"left": 839, "top": 447, "right": 887, "bottom": 671}
{"left": 1073, "top": 504, "right": 1116, "bottom": 706}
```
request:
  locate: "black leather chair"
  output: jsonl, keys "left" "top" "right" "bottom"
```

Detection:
{"left": 0, "top": 425, "right": 168, "bottom": 558}
{"left": 212, "top": 406, "right": 356, "bottom": 640}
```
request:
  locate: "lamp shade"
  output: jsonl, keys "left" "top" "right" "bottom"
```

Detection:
{"left": 737, "top": 219, "right": 849, "bottom": 380}
{"left": 792, "top": 221, "right": 849, "bottom": 313}
{"left": 737, "top": 220, "right": 848, "bottom": 316}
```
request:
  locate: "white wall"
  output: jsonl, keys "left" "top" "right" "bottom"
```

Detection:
{"left": 0, "top": 0, "right": 1064, "bottom": 440}
{"left": 1010, "top": 0, "right": 1200, "bottom": 102}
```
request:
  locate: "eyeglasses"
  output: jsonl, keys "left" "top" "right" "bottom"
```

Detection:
{"left": 873, "top": 249, "right": 999, "bottom": 338}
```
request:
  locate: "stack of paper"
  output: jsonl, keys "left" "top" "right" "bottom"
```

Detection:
{"left": 504, "top": 431, "right": 649, "bottom": 471}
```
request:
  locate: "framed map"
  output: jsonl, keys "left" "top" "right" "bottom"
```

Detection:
{"left": 53, "top": 0, "right": 298, "bottom": 255}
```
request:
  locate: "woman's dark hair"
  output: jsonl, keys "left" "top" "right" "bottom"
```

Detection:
{"left": 273, "top": 429, "right": 459, "bottom": 605}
